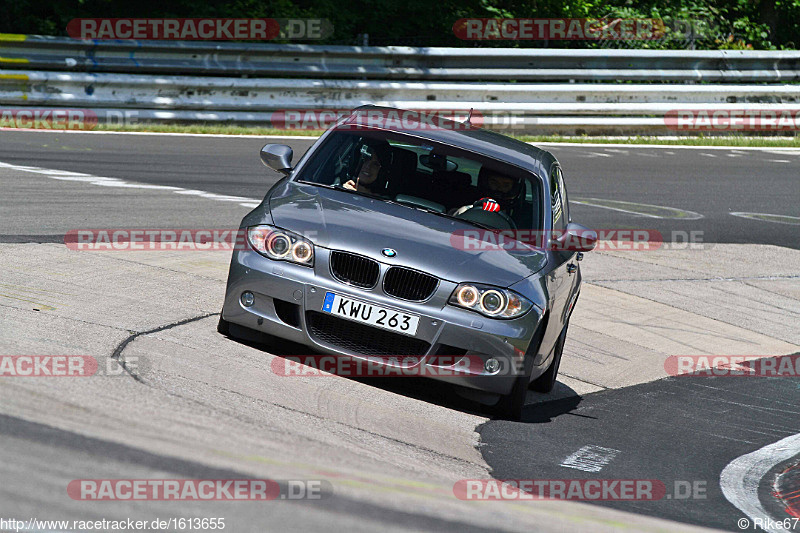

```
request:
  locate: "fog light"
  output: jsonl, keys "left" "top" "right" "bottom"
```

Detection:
{"left": 240, "top": 291, "right": 255, "bottom": 307}
{"left": 484, "top": 358, "right": 501, "bottom": 374}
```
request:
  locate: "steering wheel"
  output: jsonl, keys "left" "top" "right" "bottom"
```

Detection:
{"left": 455, "top": 199, "right": 517, "bottom": 230}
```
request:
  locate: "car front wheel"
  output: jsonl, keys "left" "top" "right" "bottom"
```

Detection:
{"left": 217, "top": 312, "right": 230, "bottom": 336}
{"left": 494, "top": 373, "right": 529, "bottom": 421}
{"left": 531, "top": 321, "right": 568, "bottom": 393}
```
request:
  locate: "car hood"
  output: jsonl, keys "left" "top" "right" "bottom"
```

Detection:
{"left": 269, "top": 181, "right": 547, "bottom": 286}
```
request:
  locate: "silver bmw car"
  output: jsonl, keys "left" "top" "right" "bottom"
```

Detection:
{"left": 219, "top": 106, "right": 596, "bottom": 419}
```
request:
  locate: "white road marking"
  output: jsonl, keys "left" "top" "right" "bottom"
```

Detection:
{"left": 0, "top": 127, "right": 317, "bottom": 141}
{"left": 767, "top": 159, "right": 791, "bottom": 163}
{"left": 560, "top": 445, "right": 621, "bottom": 472}
{"left": 764, "top": 149, "right": 800, "bottom": 156}
{"left": 720, "top": 433, "right": 800, "bottom": 533}
{"left": 700, "top": 153, "right": 717, "bottom": 158}
{"left": 536, "top": 142, "right": 800, "bottom": 152}
{"left": 0, "top": 161, "right": 262, "bottom": 209}
{"left": 587, "top": 151, "right": 612, "bottom": 157}
{"left": 730, "top": 212, "right": 800, "bottom": 225}
{"left": 573, "top": 197, "right": 704, "bottom": 220}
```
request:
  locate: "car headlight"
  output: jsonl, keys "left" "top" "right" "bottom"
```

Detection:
{"left": 449, "top": 283, "right": 532, "bottom": 319}
{"left": 247, "top": 225, "right": 314, "bottom": 267}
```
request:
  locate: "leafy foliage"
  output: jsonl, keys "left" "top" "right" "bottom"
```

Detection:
{"left": 0, "top": 0, "right": 796, "bottom": 49}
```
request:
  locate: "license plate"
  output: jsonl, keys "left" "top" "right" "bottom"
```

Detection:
{"left": 322, "top": 292, "right": 419, "bottom": 336}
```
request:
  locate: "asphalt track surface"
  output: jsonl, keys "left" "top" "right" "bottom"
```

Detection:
{"left": 0, "top": 130, "right": 798, "bottom": 247}
{"left": 0, "top": 414, "right": 490, "bottom": 532}
{"left": 1, "top": 129, "right": 799, "bottom": 532}
{"left": 479, "top": 362, "right": 800, "bottom": 531}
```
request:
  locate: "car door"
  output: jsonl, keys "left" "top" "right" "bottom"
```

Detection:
{"left": 540, "top": 164, "right": 577, "bottom": 358}
{"left": 556, "top": 165, "right": 581, "bottom": 322}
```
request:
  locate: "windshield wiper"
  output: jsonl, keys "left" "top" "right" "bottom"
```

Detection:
{"left": 297, "top": 180, "right": 409, "bottom": 206}
{"left": 297, "top": 180, "right": 346, "bottom": 192}
{"left": 405, "top": 205, "right": 495, "bottom": 230}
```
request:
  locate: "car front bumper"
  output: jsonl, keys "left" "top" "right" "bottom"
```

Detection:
{"left": 221, "top": 248, "right": 546, "bottom": 396}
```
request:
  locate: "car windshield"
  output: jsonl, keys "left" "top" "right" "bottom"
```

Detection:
{"left": 294, "top": 130, "right": 542, "bottom": 232}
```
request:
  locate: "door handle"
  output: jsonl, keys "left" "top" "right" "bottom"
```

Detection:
{"left": 566, "top": 263, "right": 577, "bottom": 274}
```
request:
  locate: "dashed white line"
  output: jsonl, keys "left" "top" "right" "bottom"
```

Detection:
{"left": 730, "top": 212, "right": 800, "bottom": 225}
{"left": 0, "top": 161, "right": 262, "bottom": 209}
{"left": 560, "top": 445, "right": 621, "bottom": 472}
{"left": 573, "top": 197, "right": 704, "bottom": 220}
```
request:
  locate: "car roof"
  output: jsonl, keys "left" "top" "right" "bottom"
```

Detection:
{"left": 335, "top": 105, "right": 553, "bottom": 177}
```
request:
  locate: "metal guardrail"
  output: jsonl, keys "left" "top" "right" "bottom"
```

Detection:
{"left": 3, "top": 34, "right": 800, "bottom": 81}
{"left": 2, "top": 35, "right": 800, "bottom": 134}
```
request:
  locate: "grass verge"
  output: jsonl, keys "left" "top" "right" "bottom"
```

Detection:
{"left": 8, "top": 122, "right": 800, "bottom": 147}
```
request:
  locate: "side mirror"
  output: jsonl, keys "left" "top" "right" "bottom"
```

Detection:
{"left": 552, "top": 222, "right": 597, "bottom": 252}
{"left": 260, "top": 144, "right": 293, "bottom": 175}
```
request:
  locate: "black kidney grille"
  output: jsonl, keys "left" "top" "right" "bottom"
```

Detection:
{"left": 330, "top": 251, "right": 380, "bottom": 288}
{"left": 306, "top": 311, "right": 430, "bottom": 356}
{"left": 383, "top": 267, "right": 439, "bottom": 301}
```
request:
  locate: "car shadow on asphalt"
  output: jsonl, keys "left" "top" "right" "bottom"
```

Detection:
{"left": 226, "top": 326, "right": 584, "bottom": 422}
{"left": 519, "top": 387, "right": 585, "bottom": 424}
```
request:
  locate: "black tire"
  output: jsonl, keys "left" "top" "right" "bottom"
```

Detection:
{"left": 217, "top": 313, "right": 230, "bottom": 336}
{"left": 531, "top": 323, "right": 567, "bottom": 393}
{"left": 494, "top": 374, "right": 528, "bottom": 421}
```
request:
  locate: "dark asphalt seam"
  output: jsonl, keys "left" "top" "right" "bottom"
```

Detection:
{"left": 0, "top": 234, "right": 65, "bottom": 244}
{"left": 559, "top": 373, "right": 609, "bottom": 390}
{"left": 110, "top": 312, "right": 218, "bottom": 384}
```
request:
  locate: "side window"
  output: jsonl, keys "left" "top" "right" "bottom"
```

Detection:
{"left": 558, "top": 167, "right": 569, "bottom": 223}
{"left": 550, "top": 166, "right": 567, "bottom": 231}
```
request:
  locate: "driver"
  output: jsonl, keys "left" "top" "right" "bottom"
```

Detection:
{"left": 452, "top": 167, "right": 523, "bottom": 217}
{"left": 343, "top": 142, "right": 391, "bottom": 195}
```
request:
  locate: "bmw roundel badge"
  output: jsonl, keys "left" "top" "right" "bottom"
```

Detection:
{"left": 381, "top": 248, "right": 397, "bottom": 258}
